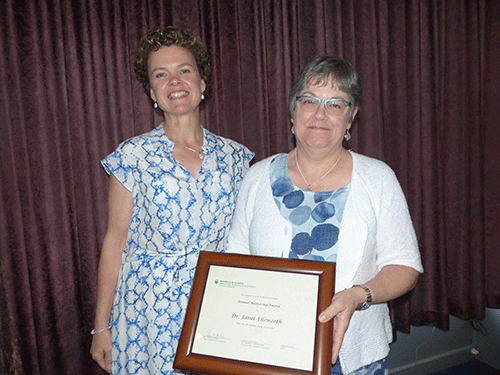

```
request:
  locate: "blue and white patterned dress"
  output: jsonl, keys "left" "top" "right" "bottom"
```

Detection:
{"left": 101, "top": 124, "right": 254, "bottom": 374}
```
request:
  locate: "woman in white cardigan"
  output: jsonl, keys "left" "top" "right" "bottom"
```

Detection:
{"left": 227, "top": 56, "right": 423, "bottom": 374}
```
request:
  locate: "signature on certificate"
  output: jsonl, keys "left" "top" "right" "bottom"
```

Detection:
{"left": 197, "top": 329, "right": 231, "bottom": 343}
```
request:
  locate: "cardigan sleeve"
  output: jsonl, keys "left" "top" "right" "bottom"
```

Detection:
{"left": 372, "top": 164, "right": 423, "bottom": 273}
{"left": 226, "top": 160, "right": 262, "bottom": 255}
{"left": 226, "top": 156, "right": 291, "bottom": 257}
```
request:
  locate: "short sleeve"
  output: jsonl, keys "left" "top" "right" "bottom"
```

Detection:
{"left": 101, "top": 142, "right": 135, "bottom": 192}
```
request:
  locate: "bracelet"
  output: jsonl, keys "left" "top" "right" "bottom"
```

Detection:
{"left": 353, "top": 284, "right": 372, "bottom": 311}
{"left": 91, "top": 325, "right": 111, "bottom": 335}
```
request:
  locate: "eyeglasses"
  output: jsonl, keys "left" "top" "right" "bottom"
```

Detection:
{"left": 296, "top": 95, "right": 351, "bottom": 114}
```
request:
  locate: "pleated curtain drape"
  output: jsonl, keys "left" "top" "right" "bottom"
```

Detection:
{"left": 1, "top": 1, "right": 499, "bottom": 374}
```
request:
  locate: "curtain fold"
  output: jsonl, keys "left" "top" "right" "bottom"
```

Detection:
{"left": 1, "top": 0, "right": 499, "bottom": 373}
{"left": 484, "top": 2, "right": 500, "bottom": 309}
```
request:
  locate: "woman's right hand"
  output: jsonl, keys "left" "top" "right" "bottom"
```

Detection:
{"left": 90, "top": 330, "right": 112, "bottom": 373}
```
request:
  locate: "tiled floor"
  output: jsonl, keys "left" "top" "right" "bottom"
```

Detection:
{"left": 430, "top": 359, "right": 500, "bottom": 375}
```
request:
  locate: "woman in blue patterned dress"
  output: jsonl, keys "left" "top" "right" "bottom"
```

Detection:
{"left": 90, "top": 27, "right": 253, "bottom": 374}
{"left": 227, "top": 56, "right": 423, "bottom": 374}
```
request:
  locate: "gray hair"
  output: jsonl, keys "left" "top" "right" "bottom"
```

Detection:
{"left": 288, "top": 56, "right": 362, "bottom": 118}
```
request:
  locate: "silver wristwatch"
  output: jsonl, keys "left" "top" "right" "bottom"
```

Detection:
{"left": 353, "top": 284, "right": 372, "bottom": 310}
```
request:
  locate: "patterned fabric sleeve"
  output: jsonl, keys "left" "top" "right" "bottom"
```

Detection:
{"left": 235, "top": 145, "right": 254, "bottom": 187}
{"left": 241, "top": 145, "right": 254, "bottom": 166}
{"left": 101, "top": 140, "right": 135, "bottom": 192}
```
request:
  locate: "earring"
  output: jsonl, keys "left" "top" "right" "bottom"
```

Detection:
{"left": 154, "top": 102, "right": 158, "bottom": 109}
{"left": 344, "top": 129, "right": 351, "bottom": 141}
{"left": 201, "top": 93, "right": 205, "bottom": 100}
{"left": 291, "top": 126, "right": 295, "bottom": 135}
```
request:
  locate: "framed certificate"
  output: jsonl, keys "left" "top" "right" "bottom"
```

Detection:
{"left": 173, "top": 251, "right": 335, "bottom": 375}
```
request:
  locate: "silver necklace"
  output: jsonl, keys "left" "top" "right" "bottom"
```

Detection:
{"left": 295, "top": 150, "right": 341, "bottom": 190}
{"left": 182, "top": 144, "right": 204, "bottom": 159}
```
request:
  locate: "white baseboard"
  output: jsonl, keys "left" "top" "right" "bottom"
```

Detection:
{"left": 389, "top": 345, "right": 475, "bottom": 375}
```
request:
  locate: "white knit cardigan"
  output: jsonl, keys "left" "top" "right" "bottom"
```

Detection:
{"left": 227, "top": 151, "right": 423, "bottom": 373}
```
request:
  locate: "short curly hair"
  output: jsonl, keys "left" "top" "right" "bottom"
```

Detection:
{"left": 134, "top": 26, "right": 211, "bottom": 96}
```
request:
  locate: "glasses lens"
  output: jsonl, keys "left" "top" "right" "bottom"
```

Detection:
{"left": 326, "top": 99, "right": 348, "bottom": 112}
{"left": 297, "top": 96, "right": 319, "bottom": 111}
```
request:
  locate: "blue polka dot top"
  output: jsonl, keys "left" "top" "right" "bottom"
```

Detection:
{"left": 270, "top": 153, "right": 349, "bottom": 262}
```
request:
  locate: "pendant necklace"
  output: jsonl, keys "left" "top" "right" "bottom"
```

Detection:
{"left": 182, "top": 144, "right": 204, "bottom": 159}
{"left": 295, "top": 150, "right": 341, "bottom": 190}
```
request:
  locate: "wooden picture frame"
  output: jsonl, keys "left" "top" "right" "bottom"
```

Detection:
{"left": 173, "top": 251, "right": 335, "bottom": 375}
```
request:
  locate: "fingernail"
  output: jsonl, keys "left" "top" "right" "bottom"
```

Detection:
{"left": 318, "top": 314, "right": 326, "bottom": 322}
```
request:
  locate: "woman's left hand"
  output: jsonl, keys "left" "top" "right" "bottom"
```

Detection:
{"left": 318, "top": 286, "right": 369, "bottom": 363}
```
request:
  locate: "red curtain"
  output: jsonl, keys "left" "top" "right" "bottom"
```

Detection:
{"left": 1, "top": 1, "right": 499, "bottom": 373}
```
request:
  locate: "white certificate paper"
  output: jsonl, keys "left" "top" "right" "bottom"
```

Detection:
{"left": 192, "top": 265, "right": 319, "bottom": 371}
